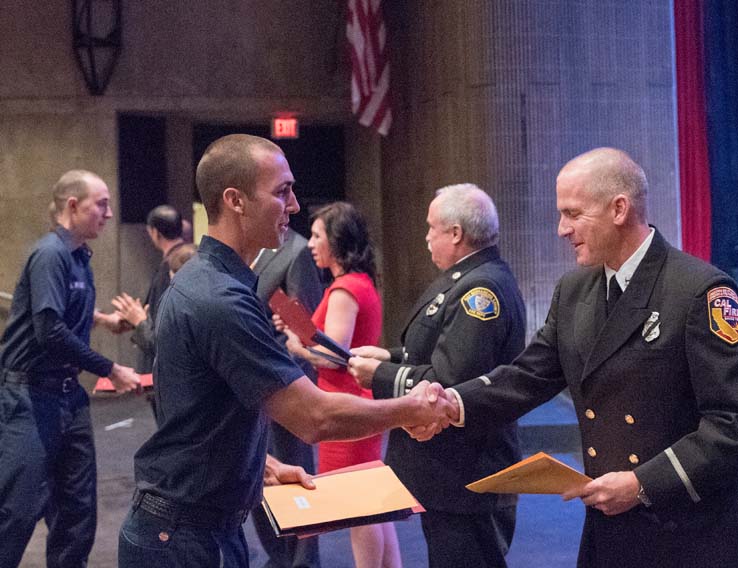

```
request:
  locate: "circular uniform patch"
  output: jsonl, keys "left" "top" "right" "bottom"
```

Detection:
{"left": 707, "top": 286, "right": 738, "bottom": 345}
{"left": 461, "top": 287, "right": 500, "bottom": 321}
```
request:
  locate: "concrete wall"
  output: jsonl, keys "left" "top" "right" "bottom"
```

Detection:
{"left": 0, "top": 1, "right": 351, "bottom": 366}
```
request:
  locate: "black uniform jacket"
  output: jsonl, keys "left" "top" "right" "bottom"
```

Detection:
{"left": 455, "top": 230, "right": 738, "bottom": 566}
{"left": 374, "top": 245, "right": 525, "bottom": 514}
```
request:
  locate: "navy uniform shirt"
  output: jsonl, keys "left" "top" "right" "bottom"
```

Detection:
{"left": 0, "top": 226, "right": 112, "bottom": 376}
{"left": 133, "top": 236, "right": 305, "bottom": 513}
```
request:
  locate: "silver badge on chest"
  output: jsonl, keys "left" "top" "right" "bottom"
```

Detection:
{"left": 426, "top": 293, "right": 445, "bottom": 316}
{"left": 642, "top": 311, "right": 660, "bottom": 342}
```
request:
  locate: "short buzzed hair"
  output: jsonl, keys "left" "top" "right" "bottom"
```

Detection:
{"left": 195, "top": 134, "right": 284, "bottom": 222}
{"left": 566, "top": 147, "right": 649, "bottom": 223}
{"left": 146, "top": 205, "right": 182, "bottom": 240}
{"left": 49, "top": 170, "right": 101, "bottom": 224}
{"left": 433, "top": 183, "right": 500, "bottom": 249}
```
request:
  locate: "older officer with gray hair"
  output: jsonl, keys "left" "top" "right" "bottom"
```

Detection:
{"left": 350, "top": 184, "right": 526, "bottom": 568}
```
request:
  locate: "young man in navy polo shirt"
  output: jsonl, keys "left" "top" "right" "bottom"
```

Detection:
{"left": 0, "top": 170, "right": 141, "bottom": 568}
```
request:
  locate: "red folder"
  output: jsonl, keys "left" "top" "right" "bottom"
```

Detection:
{"left": 94, "top": 373, "right": 153, "bottom": 394}
{"left": 268, "top": 288, "right": 352, "bottom": 364}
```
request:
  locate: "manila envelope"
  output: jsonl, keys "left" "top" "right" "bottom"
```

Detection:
{"left": 263, "top": 463, "right": 421, "bottom": 538}
{"left": 466, "top": 452, "right": 591, "bottom": 494}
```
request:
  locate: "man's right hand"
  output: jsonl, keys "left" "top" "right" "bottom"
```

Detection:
{"left": 109, "top": 363, "right": 142, "bottom": 395}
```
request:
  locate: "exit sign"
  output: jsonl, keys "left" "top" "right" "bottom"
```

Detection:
{"left": 271, "top": 117, "right": 299, "bottom": 139}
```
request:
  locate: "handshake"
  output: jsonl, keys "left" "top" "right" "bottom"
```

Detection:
{"left": 402, "top": 380, "right": 461, "bottom": 441}
{"left": 348, "top": 347, "right": 461, "bottom": 442}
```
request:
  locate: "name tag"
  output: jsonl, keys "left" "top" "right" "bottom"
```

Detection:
{"left": 70, "top": 281, "right": 86, "bottom": 290}
{"left": 293, "top": 496, "right": 310, "bottom": 510}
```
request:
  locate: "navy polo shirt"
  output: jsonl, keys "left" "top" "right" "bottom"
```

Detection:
{"left": 0, "top": 226, "right": 112, "bottom": 376}
{"left": 133, "top": 236, "right": 305, "bottom": 513}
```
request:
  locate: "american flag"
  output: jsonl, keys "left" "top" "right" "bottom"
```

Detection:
{"left": 346, "top": 0, "right": 392, "bottom": 136}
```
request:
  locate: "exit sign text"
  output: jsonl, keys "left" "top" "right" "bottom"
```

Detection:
{"left": 271, "top": 118, "right": 299, "bottom": 139}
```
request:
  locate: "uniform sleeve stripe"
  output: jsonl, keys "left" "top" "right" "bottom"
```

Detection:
{"left": 665, "top": 447, "right": 701, "bottom": 503}
{"left": 393, "top": 366, "right": 410, "bottom": 399}
{"left": 479, "top": 375, "right": 492, "bottom": 386}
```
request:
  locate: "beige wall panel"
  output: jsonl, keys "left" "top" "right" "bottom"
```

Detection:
{"left": 0, "top": 1, "right": 346, "bottom": 104}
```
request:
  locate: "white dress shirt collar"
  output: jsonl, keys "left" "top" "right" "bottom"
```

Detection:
{"left": 604, "top": 228, "right": 655, "bottom": 294}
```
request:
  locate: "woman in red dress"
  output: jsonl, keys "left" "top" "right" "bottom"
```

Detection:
{"left": 280, "top": 202, "right": 402, "bottom": 568}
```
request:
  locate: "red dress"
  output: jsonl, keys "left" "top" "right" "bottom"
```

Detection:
{"left": 312, "top": 272, "right": 383, "bottom": 473}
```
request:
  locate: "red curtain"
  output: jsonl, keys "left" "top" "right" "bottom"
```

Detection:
{"left": 674, "top": 0, "right": 712, "bottom": 261}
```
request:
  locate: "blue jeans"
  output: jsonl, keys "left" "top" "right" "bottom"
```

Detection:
{"left": 0, "top": 381, "right": 96, "bottom": 568}
{"left": 119, "top": 506, "right": 250, "bottom": 567}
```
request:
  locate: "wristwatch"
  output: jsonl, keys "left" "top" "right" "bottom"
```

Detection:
{"left": 636, "top": 484, "right": 652, "bottom": 507}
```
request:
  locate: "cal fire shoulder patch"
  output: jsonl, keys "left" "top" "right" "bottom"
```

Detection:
{"left": 461, "top": 287, "right": 500, "bottom": 321}
{"left": 707, "top": 286, "right": 738, "bottom": 345}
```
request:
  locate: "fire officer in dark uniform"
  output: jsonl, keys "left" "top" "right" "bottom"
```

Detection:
{"left": 0, "top": 170, "right": 140, "bottom": 568}
{"left": 416, "top": 148, "right": 738, "bottom": 567}
{"left": 350, "top": 184, "right": 525, "bottom": 568}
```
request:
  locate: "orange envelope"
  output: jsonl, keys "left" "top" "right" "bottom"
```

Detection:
{"left": 262, "top": 463, "right": 421, "bottom": 538}
{"left": 466, "top": 452, "right": 591, "bottom": 495}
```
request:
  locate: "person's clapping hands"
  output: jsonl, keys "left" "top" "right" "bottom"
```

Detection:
{"left": 111, "top": 293, "right": 148, "bottom": 327}
{"left": 94, "top": 309, "right": 134, "bottom": 334}
{"left": 403, "top": 380, "right": 460, "bottom": 442}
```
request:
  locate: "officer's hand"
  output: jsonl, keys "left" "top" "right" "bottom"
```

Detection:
{"left": 264, "top": 454, "right": 316, "bottom": 489}
{"left": 347, "top": 355, "right": 381, "bottom": 388}
{"left": 350, "top": 345, "right": 391, "bottom": 361}
{"left": 562, "top": 471, "right": 640, "bottom": 516}
{"left": 109, "top": 363, "right": 143, "bottom": 395}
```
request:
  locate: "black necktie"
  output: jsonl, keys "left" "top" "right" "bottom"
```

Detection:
{"left": 607, "top": 277, "right": 623, "bottom": 317}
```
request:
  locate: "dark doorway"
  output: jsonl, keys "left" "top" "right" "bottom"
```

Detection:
{"left": 117, "top": 114, "right": 168, "bottom": 223}
{"left": 192, "top": 124, "right": 345, "bottom": 238}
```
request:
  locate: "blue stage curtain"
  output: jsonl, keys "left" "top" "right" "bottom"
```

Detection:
{"left": 704, "top": 0, "right": 738, "bottom": 278}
